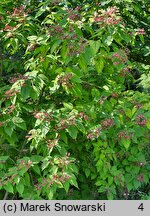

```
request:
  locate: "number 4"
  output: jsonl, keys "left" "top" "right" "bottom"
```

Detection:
{"left": 138, "top": 203, "right": 144, "bottom": 211}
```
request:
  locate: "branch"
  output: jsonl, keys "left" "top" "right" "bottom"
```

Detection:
{"left": 3, "top": 192, "right": 8, "bottom": 200}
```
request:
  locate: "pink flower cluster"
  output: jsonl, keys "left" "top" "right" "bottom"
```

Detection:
{"left": 117, "top": 130, "right": 131, "bottom": 140}
{"left": 78, "top": 112, "right": 89, "bottom": 121}
{"left": 28, "top": 44, "right": 37, "bottom": 51}
{"left": 3, "top": 7, "right": 28, "bottom": 32}
{"left": 94, "top": 7, "right": 122, "bottom": 26}
{"left": 58, "top": 154, "right": 71, "bottom": 167}
{"left": 3, "top": 25, "right": 14, "bottom": 31}
{"left": 111, "top": 93, "right": 119, "bottom": 98}
{"left": 9, "top": 73, "right": 28, "bottom": 83}
{"left": 0, "top": 121, "right": 4, "bottom": 127}
{"left": 112, "top": 49, "right": 128, "bottom": 65}
{"left": 49, "top": 23, "right": 87, "bottom": 56}
{"left": 25, "top": 129, "right": 40, "bottom": 140}
{"left": 137, "top": 173, "right": 144, "bottom": 182}
{"left": 50, "top": 25, "right": 64, "bottom": 35}
{"left": 6, "top": 104, "right": 16, "bottom": 114}
{"left": 134, "top": 161, "right": 145, "bottom": 167}
{"left": 33, "top": 110, "right": 53, "bottom": 122}
{"left": 119, "top": 67, "right": 130, "bottom": 77}
{"left": 34, "top": 178, "right": 53, "bottom": 191}
{"left": 53, "top": 112, "right": 88, "bottom": 132}
{"left": 35, "top": 173, "right": 70, "bottom": 191}
{"left": 4, "top": 89, "right": 18, "bottom": 100}
{"left": 101, "top": 118, "right": 114, "bottom": 129}
{"left": 12, "top": 6, "right": 27, "bottom": 17}
{"left": 75, "top": 6, "right": 81, "bottom": 11}
{"left": 68, "top": 9, "right": 81, "bottom": 21}
{"left": 47, "top": 139, "right": 58, "bottom": 149}
{"left": 58, "top": 73, "right": 73, "bottom": 87}
{"left": 98, "top": 96, "right": 108, "bottom": 105}
{"left": 0, "top": 160, "right": 32, "bottom": 187}
{"left": 87, "top": 127, "right": 101, "bottom": 140}
{"left": 135, "top": 104, "right": 142, "bottom": 109}
{"left": 56, "top": 116, "right": 76, "bottom": 131}
{"left": 136, "top": 28, "right": 145, "bottom": 35}
{"left": 135, "top": 114, "right": 147, "bottom": 126}
{"left": 68, "top": 38, "right": 87, "bottom": 56}
{"left": 59, "top": 174, "right": 71, "bottom": 182}
{"left": 11, "top": 6, "right": 29, "bottom": 23}
{"left": 131, "top": 100, "right": 142, "bottom": 109}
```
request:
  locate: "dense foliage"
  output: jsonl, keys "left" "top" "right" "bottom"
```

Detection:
{"left": 0, "top": 0, "right": 150, "bottom": 200}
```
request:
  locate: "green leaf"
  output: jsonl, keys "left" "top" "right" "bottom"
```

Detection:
{"left": 118, "top": 31, "right": 131, "bottom": 43}
{"left": 70, "top": 177, "right": 78, "bottom": 188}
{"left": 32, "top": 165, "right": 41, "bottom": 175}
{"left": 12, "top": 117, "right": 27, "bottom": 130}
{"left": 19, "top": 167, "right": 28, "bottom": 176}
{"left": 4, "top": 182, "right": 14, "bottom": 193}
{"left": 24, "top": 173, "right": 30, "bottom": 186}
{"left": 133, "top": 4, "right": 141, "bottom": 13}
{"left": 50, "top": 165, "right": 58, "bottom": 174}
{"left": 95, "top": 57, "right": 105, "bottom": 74}
{"left": 85, "top": 168, "right": 90, "bottom": 177}
{"left": 139, "top": 35, "right": 144, "bottom": 44}
{"left": 16, "top": 181, "right": 24, "bottom": 194}
{"left": 71, "top": 75, "right": 82, "bottom": 84}
{"left": 30, "top": 86, "right": 39, "bottom": 100}
{"left": 134, "top": 126, "right": 145, "bottom": 138}
{"left": 63, "top": 102, "right": 73, "bottom": 110}
{"left": 5, "top": 132, "right": 18, "bottom": 146}
{"left": 98, "top": 186, "right": 106, "bottom": 193}
{"left": 121, "top": 138, "right": 131, "bottom": 150}
{"left": 12, "top": 117, "right": 24, "bottom": 124}
{"left": 35, "top": 9, "right": 45, "bottom": 19}
{"left": 132, "top": 107, "right": 137, "bottom": 116}
{"left": 42, "top": 159, "right": 49, "bottom": 171}
{"left": 0, "top": 156, "right": 9, "bottom": 161}
{"left": 41, "top": 125, "right": 49, "bottom": 136}
{"left": 13, "top": 176, "right": 20, "bottom": 184}
{"left": 22, "top": 104, "right": 34, "bottom": 112}
{"left": 108, "top": 176, "right": 114, "bottom": 186}
{"left": 61, "top": 44, "right": 69, "bottom": 61}
{"left": 64, "top": 181, "right": 70, "bottom": 192}
{"left": 146, "top": 119, "right": 150, "bottom": 129}
{"left": 4, "top": 126, "right": 13, "bottom": 137}
{"left": 47, "top": 189, "right": 53, "bottom": 200}
{"left": 31, "top": 155, "right": 43, "bottom": 163}
{"left": 89, "top": 40, "right": 100, "bottom": 56}
{"left": 51, "top": 40, "right": 61, "bottom": 54}
{"left": 79, "top": 55, "right": 87, "bottom": 72}
{"left": 21, "top": 86, "right": 30, "bottom": 100}
{"left": 107, "top": 191, "right": 114, "bottom": 200}
{"left": 60, "top": 131, "right": 68, "bottom": 144}
{"left": 103, "top": 62, "right": 114, "bottom": 74}
{"left": 71, "top": 85, "right": 82, "bottom": 97}
{"left": 124, "top": 108, "right": 133, "bottom": 118}
{"left": 68, "top": 163, "right": 78, "bottom": 174}
{"left": 76, "top": 121, "right": 86, "bottom": 134}
{"left": 133, "top": 179, "right": 141, "bottom": 189}
{"left": 127, "top": 182, "right": 134, "bottom": 191}
{"left": 67, "top": 126, "right": 78, "bottom": 139}
{"left": 105, "top": 36, "right": 113, "bottom": 46}
{"left": 110, "top": 166, "right": 118, "bottom": 176}
{"left": 27, "top": 36, "right": 38, "bottom": 41}
{"left": 91, "top": 88, "right": 100, "bottom": 99}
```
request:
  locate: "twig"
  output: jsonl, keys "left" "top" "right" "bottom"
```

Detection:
{"left": 3, "top": 192, "right": 9, "bottom": 200}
